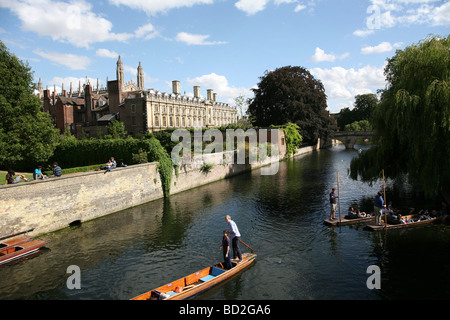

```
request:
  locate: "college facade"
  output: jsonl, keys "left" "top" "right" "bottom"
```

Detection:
{"left": 39, "top": 56, "right": 238, "bottom": 138}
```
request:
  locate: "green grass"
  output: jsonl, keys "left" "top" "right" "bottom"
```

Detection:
{"left": 2, "top": 164, "right": 103, "bottom": 184}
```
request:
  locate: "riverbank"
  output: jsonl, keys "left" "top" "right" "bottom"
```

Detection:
{"left": 0, "top": 139, "right": 321, "bottom": 240}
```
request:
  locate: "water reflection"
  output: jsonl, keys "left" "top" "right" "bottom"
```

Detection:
{"left": 1, "top": 145, "right": 449, "bottom": 300}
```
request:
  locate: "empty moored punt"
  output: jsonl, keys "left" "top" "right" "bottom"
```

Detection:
{"left": 324, "top": 215, "right": 374, "bottom": 226}
{"left": 0, "top": 235, "right": 49, "bottom": 265}
{"left": 365, "top": 214, "right": 436, "bottom": 231}
{"left": 131, "top": 252, "right": 256, "bottom": 300}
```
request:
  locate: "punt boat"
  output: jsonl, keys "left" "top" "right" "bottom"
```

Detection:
{"left": 131, "top": 252, "right": 256, "bottom": 300}
{"left": 365, "top": 214, "right": 436, "bottom": 231}
{"left": 0, "top": 235, "right": 49, "bottom": 265}
{"left": 324, "top": 215, "right": 374, "bottom": 226}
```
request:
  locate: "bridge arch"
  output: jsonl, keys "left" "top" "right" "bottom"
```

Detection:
{"left": 333, "top": 131, "right": 374, "bottom": 149}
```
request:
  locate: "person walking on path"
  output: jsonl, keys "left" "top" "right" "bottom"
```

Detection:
{"left": 374, "top": 191, "right": 385, "bottom": 225}
{"left": 225, "top": 215, "right": 242, "bottom": 263}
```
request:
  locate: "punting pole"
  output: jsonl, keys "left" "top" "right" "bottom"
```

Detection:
{"left": 337, "top": 171, "right": 341, "bottom": 225}
{"left": 383, "top": 169, "right": 387, "bottom": 228}
{"left": 240, "top": 240, "right": 255, "bottom": 252}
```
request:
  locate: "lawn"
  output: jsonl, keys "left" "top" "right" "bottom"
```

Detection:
{"left": 1, "top": 164, "right": 103, "bottom": 185}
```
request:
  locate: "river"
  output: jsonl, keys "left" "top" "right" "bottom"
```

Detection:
{"left": 1, "top": 145, "right": 449, "bottom": 300}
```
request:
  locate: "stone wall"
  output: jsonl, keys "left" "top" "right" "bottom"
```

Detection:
{"left": 0, "top": 140, "right": 320, "bottom": 240}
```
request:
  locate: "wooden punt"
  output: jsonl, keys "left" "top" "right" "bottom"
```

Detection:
{"left": 131, "top": 252, "right": 256, "bottom": 300}
{"left": 324, "top": 215, "right": 374, "bottom": 226}
{"left": 0, "top": 235, "right": 49, "bottom": 265}
{"left": 365, "top": 214, "right": 437, "bottom": 231}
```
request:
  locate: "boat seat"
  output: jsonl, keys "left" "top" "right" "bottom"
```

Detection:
{"left": 199, "top": 267, "right": 226, "bottom": 282}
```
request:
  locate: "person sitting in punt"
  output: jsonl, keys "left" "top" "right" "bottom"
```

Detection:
{"left": 345, "top": 207, "right": 358, "bottom": 219}
{"left": 357, "top": 209, "right": 369, "bottom": 218}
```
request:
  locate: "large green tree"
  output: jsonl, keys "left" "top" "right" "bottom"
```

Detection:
{"left": 350, "top": 35, "right": 450, "bottom": 197}
{"left": 0, "top": 41, "right": 60, "bottom": 171}
{"left": 337, "top": 93, "right": 378, "bottom": 130}
{"left": 247, "top": 66, "right": 335, "bottom": 144}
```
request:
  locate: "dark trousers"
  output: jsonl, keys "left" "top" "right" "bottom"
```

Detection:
{"left": 231, "top": 236, "right": 242, "bottom": 261}
{"left": 223, "top": 248, "right": 232, "bottom": 269}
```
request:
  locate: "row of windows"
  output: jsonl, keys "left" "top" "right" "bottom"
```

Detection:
{"left": 152, "top": 104, "right": 235, "bottom": 119}
{"left": 153, "top": 116, "right": 236, "bottom": 128}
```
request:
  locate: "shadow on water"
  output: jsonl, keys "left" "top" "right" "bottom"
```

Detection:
{"left": 1, "top": 144, "right": 449, "bottom": 300}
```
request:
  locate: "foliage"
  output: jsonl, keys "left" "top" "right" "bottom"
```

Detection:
{"left": 200, "top": 163, "right": 214, "bottom": 174}
{"left": 344, "top": 120, "right": 372, "bottom": 131}
{"left": 350, "top": 35, "right": 450, "bottom": 197}
{"left": 104, "top": 120, "right": 128, "bottom": 139}
{"left": 51, "top": 135, "right": 173, "bottom": 197}
{"left": 276, "top": 122, "right": 303, "bottom": 158}
{"left": 132, "top": 148, "right": 148, "bottom": 164}
{"left": 247, "top": 65, "right": 334, "bottom": 144}
{"left": 337, "top": 94, "right": 378, "bottom": 130}
{"left": 0, "top": 41, "right": 60, "bottom": 171}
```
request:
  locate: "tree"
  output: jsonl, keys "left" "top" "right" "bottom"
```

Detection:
{"left": 0, "top": 41, "right": 60, "bottom": 171}
{"left": 248, "top": 66, "right": 334, "bottom": 144}
{"left": 350, "top": 35, "right": 450, "bottom": 197}
{"left": 105, "top": 120, "right": 128, "bottom": 139}
{"left": 337, "top": 93, "right": 378, "bottom": 130}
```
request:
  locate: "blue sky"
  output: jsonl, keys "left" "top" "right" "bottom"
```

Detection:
{"left": 1, "top": 0, "right": 449, "bottom": 114}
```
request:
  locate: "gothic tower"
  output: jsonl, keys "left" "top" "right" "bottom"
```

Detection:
{"left": 116, "top": 55, "right": 124, "bottom": 91}
{"left": 137, "top": 61, "right": 144, "bottom": 90}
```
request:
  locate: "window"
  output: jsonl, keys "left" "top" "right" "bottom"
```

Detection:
{"left": 163, "top": 117, "right": 167, "bottom": 127}
{"left": 155, "top": 116, "right": 159, "bottom": 126}
{"left": 131, "top": 104, "right": 136, "bottom": 113}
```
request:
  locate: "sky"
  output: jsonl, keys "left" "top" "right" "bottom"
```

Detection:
{"left": 0, "top": 0, "right": 449, "bottom": 114}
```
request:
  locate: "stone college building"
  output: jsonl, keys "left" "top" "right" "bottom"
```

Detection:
{"left": 39, "top": 56, "right": 238, "bottom": 138}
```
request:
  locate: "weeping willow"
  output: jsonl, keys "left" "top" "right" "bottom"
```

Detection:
{"left": 350, "top": 35, "right": 450, "bottom": 197}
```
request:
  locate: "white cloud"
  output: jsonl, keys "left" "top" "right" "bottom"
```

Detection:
{"left": 311, "top": 65, "right": 386, "bottom": 112}
{"left": 175, "top": 32, "right": 227, "bottom": 45}
{"left": 310, "top": 47, "right": 349, "bottom": 63}
{"left": 186, "top": 73, "right": 252, "bottom": 105}
{"left": 235, "top": 0, "right": 313, "bottom": 14}
{"left": 134, "top": 23, "right": 159, "bottom": 40}
{"left": 109, "top": 0, "right": 214, "bottom": 15}
{"left": 235, "top": 0, "right": 270, "bottom": 15}
{"left": 0, "top": 0, "right": 134, "bottom": 49}
{"left": 363, "top": 0, "right": 450, "bottom": 32}
{"left": 353, "top": 29, "right": 375, "bottom": 37}
{"left": 361, "top": 41, "right": 402, "bottom": 54}
{"left": 33, "top": 49, "right": 91, "bottom": 70}
{"left": 96, "top": 49, "right": 120, "bottom": 59}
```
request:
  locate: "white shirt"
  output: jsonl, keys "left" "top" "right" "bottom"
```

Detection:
{"left": 228, "top": 220, "right": 241, "bottom": 239}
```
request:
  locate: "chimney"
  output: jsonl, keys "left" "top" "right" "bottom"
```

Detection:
{"left": 213, "top": 93, "right": 217, "bottom": 102}
{"left": 207, "top": 89, "right": 213, "bottom": 101}
{"left": 172, "top": 80, "right": 180, "bottom": 95}
{"left": 193, "top": 86, "right": 201, "bottom": 98}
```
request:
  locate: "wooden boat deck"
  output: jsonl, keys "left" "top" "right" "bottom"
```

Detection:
{"left": 131, "top": 252, "right": 256, "bottom": 300}
{"left": 365, "top": 215, "right": 436, "bottom": 231}
{"left": 324, "top": 216, "right": 374, "bottom": 226}
{"left": 0, "top": 235, "right": 49, "bottom": 265}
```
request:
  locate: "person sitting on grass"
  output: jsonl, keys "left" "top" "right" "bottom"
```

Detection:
{"left": 4, "top": 170, "right": 29, "bottom": 185}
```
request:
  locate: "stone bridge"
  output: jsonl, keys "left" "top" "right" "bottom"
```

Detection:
{"left": 334, "top": 131, "right": 374, "bottom": 149}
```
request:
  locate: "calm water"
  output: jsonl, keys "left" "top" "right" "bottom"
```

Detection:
{"left": 1, "top": 145, "right": 449, "bottom": 300}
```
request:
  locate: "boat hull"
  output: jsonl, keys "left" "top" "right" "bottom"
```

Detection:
{"left": 132, "top": 252, "right": 256, "bottom": 300}
{"left": 0, "top": 236, "right": 49, "bottom": 265}
{"left": 324, "top": 216, "right": 374, "bottom": 226}
{"left": 365, "top": 215, "right": 436, "bottom": 231}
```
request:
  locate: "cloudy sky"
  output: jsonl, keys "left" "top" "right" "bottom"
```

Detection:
{"left": 1, "top": 0, "right": 448, "bottom": 113}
